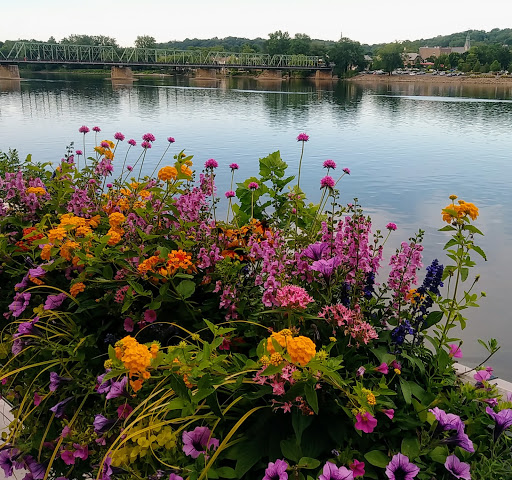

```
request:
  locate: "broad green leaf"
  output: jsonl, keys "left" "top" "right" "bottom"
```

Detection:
{"left": 401, "top": 436, "right": 420, "bottom": 459}
{"left": 364, "top": 450, "right": 390, "bottom": 468}
{"left": 422, "top": 311, "right": 443, "bottom": 330}
{"left": 280, "top": 438, "right": 302, "bottom": 462}
{"left": 429, "top": 446, "right": 449, "bottom": 464}
{"left": 399, "top": 377, "right": 412, "bottom": 404}
{"left": 471, "top": 245, "right": 487, "bottom": 260}
{"left": 175, "top": 279, "right": 196, "bottom": 299}
{"left": 304, "top": 383, "right": 319, "bottom": 414}
{"left": 292, "top": 411, "right": 313, "bottom": 445}
{"left": 215, "top": 467, "right": 236, "bottom": 478}
{"left": 298, "top": 457, "right": 321, "bottom": 469}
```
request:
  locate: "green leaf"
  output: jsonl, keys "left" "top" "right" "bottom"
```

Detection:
{"left": 471, "top": 244, "right": 487, "bottom": 261}
{"left": 399, "top": 377, "right": 412, "bottom": 404}
{"left": 280, "top": 438, "right": 302, "bottom": 462}
{"left": 460, "top": 267, "right": 469, "bottom": 282}
{"left": 234, "top": 441, "right": 264, "bottom": 477}
{"left": 429, "top": 446, "right": 449, "bottom": 464}
{"left": 438, "top": 225, "right": 456, "bottom": 232}
{"left": 175, "top": 279, "right": 196, "bottom": 299}
{"left": 364, "top": 450, "right": 390, "bottom": 468}
{"left": 463, "top": 224, "right": 483, "bottom": 235}
{"left": 298, "top": 457, "right": 321, "bottom": 469}
{"left": 128, "top": 281, "right": 149, "bottom": 296}
{"left": 292, "top": 411, "right": 313, "bottom": 446}
{"left": 422, "top": 311, "right": 443, "bottom": 330}
{"left": 168, "top": 374, "right": 191, "bottom": 401}
{"left": 401, "top": 436, "right": 420, "bottom": 459}
{"left": 102, "top": 264, "right": 113, "bottom": 280}
{"left": 215, "top": 467, "right": 237, "bottom": 478}
{"left": 304, "top": 383, "right": 319, "bottom": 414}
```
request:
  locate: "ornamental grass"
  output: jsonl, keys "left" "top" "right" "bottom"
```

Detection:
{"left": 0, "top": 131, "right": 509, "bottom": 480}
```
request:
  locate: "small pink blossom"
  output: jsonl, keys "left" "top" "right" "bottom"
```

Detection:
{"left": 225, "top": 190, "right": 235, "bottom": 198}
{"left": 323, "top": 159, "right": 336, "bottom": 170}
{"left": 448, "top": 344, "right": 462, "bottom": 358}
{"left": 100, "top": 141, "right": 110, "bottom": 148}
{"left": 61, "top": 425, "right": 71, "bottom": 438}
{"left": 34, "top": 392, "right": 42, "bottom": 406}
{"left": 75, "top": 150, "right": 83, "bottom": 156}
{"left": 92, "top": 126, "right": 101, "bottom": 132}
{"left": 382, "top": 409, "right": 395, "bottom": 419}
{"left": 204, "top": 158, "right": 218, "bottom": 169}
{"left": 350, "top": 459, "right": 365, "bottom": 477}
{"left": 128, "top": 139, "right": 136, "bottom": 147}
{"left": 229, "top": 163, "right": 239, "bottom": 170}
{"left": 320, "top": 175, "right": 335, "bottom": 189}
{"left": 141, "top": 141, "right": 152, "bottom": 149}
{"left": 114, "top": 132, "right": 125, "bottom": 141}
{"left": 355, "top": 411, "right": 377, "bottom": 433}
{"left": 60, "top": 449, "right": 75, "bottom": 465}
{"left": 117, "top": 403, "right": 133, "bottom": 419}
{"left": 375, "top": 363, "right": 389, "bottom": 374}
{"left": 343, "top": 167, "right": 350, "bottom": 174}
{"left": 275, "top": 285, "right": 314, "bottom": 309}
{"left": 144, "top": 309, "right": 157, "bottom": 323}
{"left": 386, "top": 222, "right": 397, "bottom": 231}
{"left": 142, "top": 133, "right": 155, "bottom": 142}
{"left": 474, "top": 369, "right": 492, "bottom": 382}
{"left": 297, "top": 133, "right": 309, "bottom": 142}
{"left": 127, "top": 165, "right": 133, "bottom": 171}
{"left": 79, "top": 126, "right": 90, "bottom": 134}
{"left": 248, "top": 182, "right": 259, "bottom": 190}
{"left": 123, "top": 317, "right": 134, "bottom": 332}
{"left": 167, "top": 136, "right": 175, "bottom": 143}
{"left": 356, "top": 366, "right": 365, "bottom": 377}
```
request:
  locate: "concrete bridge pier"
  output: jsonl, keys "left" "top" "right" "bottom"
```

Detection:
{"left": 0, "top": 65, "right": 20, "bottom": 80}
{"left": 314, "top": 70, "right": 333, "bottom": 81}
{"left": 111, "top": 66, "right": 134, "bottom": 81}
{"left": 257, "top": 69, "right": 283, "bottom": 80}
{"left": 195, "top": 68, "right": 217, "bottom": 79}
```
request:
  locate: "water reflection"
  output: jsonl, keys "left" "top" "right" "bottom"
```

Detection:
{"left": 1, "top": 73, "right": 512, "bottom": 378}
{"left": 0, "top": 80, "right": 21, "bottom": 92}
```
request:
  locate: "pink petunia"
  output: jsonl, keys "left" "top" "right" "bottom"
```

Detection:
{"left": 375, "top": 363, "right": 389, "bottom": 374}
{"left": 355, "top": 412, "right": 377, "bottom": 433}
{"left": 448, "top": 344, "right": 463, "bottom": 358}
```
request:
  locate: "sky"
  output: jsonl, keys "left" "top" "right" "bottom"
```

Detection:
{"left": 4, "top": 0, "right": 512, "bottom": 47}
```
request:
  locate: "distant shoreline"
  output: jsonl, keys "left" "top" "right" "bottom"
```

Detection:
{"left": 347, "top": 74, "right": 512, "bottom": 85}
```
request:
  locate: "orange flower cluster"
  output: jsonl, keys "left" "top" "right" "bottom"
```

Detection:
{"left": 137, "top": 250, "right": 195, "bottom": 278}
{"left": 103, "top": 183, "right": 150, "bottom": 215}
{"left": 158, "top": 166, "right": 178, "bottom": 182}
{"left": 15, "top": 227, "right": 44, "bottom": 252}
{"left": 442, "top": 198, "right": 479, "bottom": 223}
{"left": 219, "top": 219, "right": 271, "bottom": 259}
{"left": 115, "top": 336, "right": 159, "bottom": 392}
{"left": 94, "top": 140, "right": 115, "bottom": 159}
{"left": 26, "top": 186, "right": 46, "bottom": 196}
{"left": 266, "top": 329, "right": 316, "bottom": 366}
{"left": 107, "top": 212, "right": 126, "bottom": 245}
{"left": 70, "top": 282, "right": 86, "bottom": 297}
{"left": 60, "top": 240, "right": 80, "bottom": 261}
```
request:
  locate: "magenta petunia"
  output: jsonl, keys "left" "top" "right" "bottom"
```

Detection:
{"left": 169, "top": 475, "right": 183, "bottom": 480}
{"left": 123, "top": 317, "right": 134, "bottom": 332}
{"left": 349, "top": 459, "right": 365, "bottom": 478}
{"left": 60, "top": 449, "right": 75, "bottom": 465}
{"left": 204, "top": 158, "right": 218, "bottom": 169}
{"left": 34, "top": 392, "right": 42, "bottom": 406}
{"left": 297, "top": 133, "right": 309, "bottom": 142}
{"left": 354, "top": 411, "right": 377, "bottom": 433}
{"left": 444, "top": 454, "right": 471, "bottom": 480}
{"left": 448, "top": 344, "right": 462, "bottom": 358}
{"left": 385, "top": 453, "right": 420, "bottom": 480}
{"left": 320, "top": 175, "right": 335, "bottom": 189}
{"left": 263, "top": 459, "right": 288, "bottom": 480}
{"left": 78, "top": 126, "right": 90, "bottom": 134}
{"left": 114, "top": 132, "right": 125, "bottom": 141}
{"left": 182, "top": 426, "right": 219, "bottom": 459}
{"left": 375, "top": 362, "right": 389, "bottom": 374}
{"left": 117, "top": 403, "right": 133, "bottom": 419}
{"left": 319, "top": 461, "right": 353, "bottom": 480}
{"left": 144, "top": 309, "right": 157, "bottom": 323}
{"left": 382, "top": 409, "right": 395, "bottom": 420}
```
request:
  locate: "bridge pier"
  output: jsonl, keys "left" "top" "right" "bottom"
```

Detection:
{"left": 195, "top": 68, "right": 217, "bottom": 79}
{"left": 314, "top": 70, "right": 333, "bottom": 81}
{"left": 257, "top": 69, "right": 283, "bottom": 80}
{"left": 111, "top": 66, "right": 133, "bottom": 81}
{"left": 0, "top": 65, "right": 20, "bottom": 80}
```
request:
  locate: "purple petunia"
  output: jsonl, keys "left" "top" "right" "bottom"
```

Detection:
{"left": 8, "top": 292, "right": 31, "bottom": 318}
{"left": 169, "top": 474, "right": 184, "bottom": 480}
{"left": 297, "top": 133, "right": 309, "bottom": 142}
{"left": 319, "top": 461, "right": 353, "bottom": 480}
{"left": 429, "top": 407, "right": 464, "bottom": 432}
{"left": 50, "top": 397, "right": 73, "bottom": 418}
{"left": 263, "top": 459, "right": 288, "bottom": 480}
{"left": 79, "top": 126, "right": 90, "bottom": 134}
{"left": 0, "top": 448, "right": 19, "bottom": 477}
{"left": 385, "top": 453, "right": 420, "bottom": 480}
{"left": 311, "top": 257, "right": 341, "bottom": 278}
{"left": 114, "top": 132, "right": 125, "bottom": 141}
{"left": 486, "top": 406, "right": 512, "bottom": 441}
{"left": 440, "top": 429, "right": 475, "bottom": 453}
{"left": 302, "top": 242, "right": 329, "bottom": 261}
{"left": 354, "top": 411, "right": 377, "bottom": 433}
{"left": 323, "top": 159, "right": 337, "bottom": 170}
{"left": 320, "top": 175, "right": 335, "bottom": 189}
{"left": 106, "top": 377, "right": 129, "bottom": 400}
{"left": 444, "top": 455, "right": 471, "bottom": 480}
{"left": 49, "top": 372, "right": 70, "bottom": 392}
{"left": 182, "top": 426, "right": 219, "bottom": 459}
{"left": 204, "top": 158, "right": 218, "bottom": 169}
{"left": 44, "top": 292, "right": 67, "bottom": 310}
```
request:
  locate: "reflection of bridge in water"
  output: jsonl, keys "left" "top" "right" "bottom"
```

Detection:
{"left": 0, "top": 42, "right": 333, "bottom": 80}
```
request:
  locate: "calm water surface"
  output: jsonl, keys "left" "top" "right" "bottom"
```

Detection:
{"left": 1, "top": 74, "right": 511, "bottom": 378}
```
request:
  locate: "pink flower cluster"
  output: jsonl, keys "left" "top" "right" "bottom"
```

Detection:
{"left": 388, "top": 240, "right": 424, "bottom": 297}
{"left": 275, "top": 285, "right": 313, "bottom": 309}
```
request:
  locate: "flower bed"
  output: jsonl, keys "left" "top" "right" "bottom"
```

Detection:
{"left": 0, "top": 130, "right": 510, "bottom": 480}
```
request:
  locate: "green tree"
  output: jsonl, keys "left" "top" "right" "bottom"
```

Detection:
{"left": 489, "top": 59, "right": 501, "bottom": 72}
{"left": 376, "top": 42, "right": 403, "bottom": 74}
{"left": 290, "top": 33, "right": 311, "bottom": 55}
{"left": 473, "top": 60, "right": 481, "bottom": 72}
{"left": 328, "top": 38, "right": 365, "bottom": 75}
{"left": 135, "top": 35, "right": 156, "bottom": 49}
{"left": 481, "top": 63, "right": 490, "bottom": 73}
{"left": 61, "top": 35, "right": 118, "bottom": 47}
{"left": 266, "top": 31, "right": 291, "bottom": 55}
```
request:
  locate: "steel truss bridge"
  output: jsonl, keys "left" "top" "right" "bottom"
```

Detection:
{"left": 0, "top": 42, "right": 330, "bottom": 71}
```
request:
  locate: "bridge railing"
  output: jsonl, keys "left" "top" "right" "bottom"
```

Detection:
{"left": 3, "top": 42, "right": 328, "bottom": 69}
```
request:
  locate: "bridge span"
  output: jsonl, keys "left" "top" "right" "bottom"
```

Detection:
{"left": 0, "top": 42, "right": 333, "bottom": 80}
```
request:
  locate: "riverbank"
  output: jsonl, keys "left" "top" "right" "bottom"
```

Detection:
{"left": 347, "top": 73, "right": 512, "bottom": 85}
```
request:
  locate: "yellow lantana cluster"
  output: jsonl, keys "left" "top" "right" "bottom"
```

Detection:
{"left": 115, "top": 336, "right": 159, "bottom": 392}
{"left": 266, "top": 329, "right": 316, "bottom": 366}
{"left": 107, "top": 212, "right": 126, "bottom": 245}
{"left": 26, "top": 186, "right": 46, "bottom": 196}
{"left": 137, "top": 250, "right": 195, "bottom": 278}
{"left": 158, "top": 166, "right": 178, "bottom": 182}
{"left": 442, "top": 197, "right": 479, "bottom": 223}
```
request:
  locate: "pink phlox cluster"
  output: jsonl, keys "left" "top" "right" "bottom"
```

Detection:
{"left": 248, "top": 230, "right": 288, "bottom": 307}
{"left": 114, "top": 285, "right": 130, "bottom": 304}
{"left": 95, "top": 158, "right": 113, "bottom": 177}
{"left": 67, "top": 187, "right": 96, "bottom": 217}
{"left": 197, "top": 243, "right": 224, "bottom": 269}
{"left": 275, "top": 285, "right": 313, "bottom": 309}
{"left": 174, "top": 187, "right": 208, "bottom": 223}
{"left": 388, "top": 241, "right": 424, "bottom": 297}
{"left": 254, "top": 364, "right": 297, "bottom": 397}
{"left": 200, "top": 173, "right": 216, "bottom": 197}
{"left": 333, "top": 215, "right": 383, "bottom": 284}
{"left": 319, "top": 304, "right": 378, "bottom": 347}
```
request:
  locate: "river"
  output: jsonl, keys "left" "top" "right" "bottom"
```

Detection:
{"left": 1, "top": 73, "right": 511, "bottom": 379}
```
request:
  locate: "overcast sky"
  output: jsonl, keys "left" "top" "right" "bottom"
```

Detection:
{"left": 4, "top": 0, "right": 512, "bottom": 47}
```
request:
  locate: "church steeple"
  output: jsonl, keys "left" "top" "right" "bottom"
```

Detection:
{"left": 464, "top": 33, "right": 471, "bottom": 51}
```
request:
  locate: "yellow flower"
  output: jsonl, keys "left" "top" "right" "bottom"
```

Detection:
{"left": 449, "top": 194, "right": 458, "bottom": 201}
{"left": 158, "top": 166, "right": 178, "bottom": 182}
{"left": 107, "top": 229, "right": 122, "bottom": 246}
{"left": 270, "top": 352, "right": 284, "bottom": 366}
{"left": 108, "top": 212, "right": 126, "bottom": 228}
{"left": 260, "top": 355, "right": 270, "bottom": 366}
{"left": 180, "top": 164, "right": 193, "bottom": 177}
{"left": 287, "top": 336, "right": 316, "bottom": 366}
{"left": 40, "top": 244, "right": 52, "bottom": 261}
{"left": 394, "top": 368, "right": 401, "bottom": 375}
{"left": 26, "top": 187, "right": 46, "bottom": 196}
{"left": 70, "top": 282, "right": 86, "bottom": 297}
{"left": 48, "top": 227, "right": 67, "bottom": 242}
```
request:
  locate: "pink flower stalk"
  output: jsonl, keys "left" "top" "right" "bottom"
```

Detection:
{"left": 142, "top": 133, "right": 155, "bottom": 142}
{"left": 248, "top": 182, "right": 259, "bottom": 190}
{"left": 320, "top": 175, "right": 335, "bottom": 188}
{"left": 448, "top": 344, "right": 463, "bottom": 358}
{"left": 386, "top": 222, "right": 397, "bottom": 231}
{"left": 79, "top": 125, "right": 90, "bottom": 134}
{"left": 167, "top": 136, "right": 175, "bottom": 143}
{"left": 275, "top": 285, "right": 314, "bottom": 309}
{"left": 297, "top": 133, "right": 309, "bottom": 142}
{"left": 229, "top": 163, "right": 239, "bottom": 170}
{"left": 204, "top": 158, "right": 218, "bottom": 169}
{"left": 355, "top": 411, "right": 377, "bottom": 433}
{"left": 323, "top": 159, "right": 337, "bottom": 170}
{"left": 141, "top": 141, "right": 152, "bottom": 149}
{"left": 343, "top": 167, "right": 350, "bottom": 174}
{"left": 92, "top": 126, "right": 101, "bottom": 132}
{"left": 114, "top": 132, "right": 125, "bottom": 141}
{"left": 225, "top": 190, "right": 235, "bottom": 198}
{"left": 128, "top": 139, "right": 136, "bottom": 146}
{"left": 375, "top": 363, "right": 389, "bottom": 374}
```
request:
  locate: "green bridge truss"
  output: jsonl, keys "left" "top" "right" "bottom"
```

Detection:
{"left": 0, "top": 42, "right": 330, "bottom": 70}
